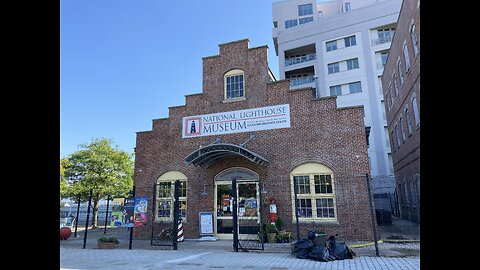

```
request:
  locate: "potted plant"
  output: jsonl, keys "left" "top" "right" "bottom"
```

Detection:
{"left": 97, "top": 236, "right": 119, "bottom": 249}
{"left": 265, "top": 224, "right": 278, "bottom": 243}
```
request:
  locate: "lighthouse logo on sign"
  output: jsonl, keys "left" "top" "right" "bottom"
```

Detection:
{"left": 185, "top": 117, "right": 201, "bottom": 136}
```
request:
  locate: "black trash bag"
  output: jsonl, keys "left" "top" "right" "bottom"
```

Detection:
{"left": 307, "top": 230, "right": 316, "bottom": 240}
{"left": 296, "top": 248, "right": 311, "bottom": 259}
{"left": 294, "top": 238, "right": 313, "bottom": 249}
{"left": 307, "top": 246, "right": 332, "bottom": 262}
{"left": 326, "top": 235, "right": 355, "bottom": 260}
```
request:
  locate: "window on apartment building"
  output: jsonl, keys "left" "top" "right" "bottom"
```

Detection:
{"left": 411, "top": 24, "right": 419, "bottom": 57}
{"left": 346, "top": 58, "right": 359, "bottom": 70}
{"left": 403, "top": 42, "right": 411, "bottom": 72}
{"left": 299, "top": 16, "right": 314, "bottom": 24}
{"left": 298, "top": 4, "right": 313, "bottom": 16}
{"left": 381, "top": 51, "right": 389, "bottom": 66}
{"left": 400, "top": 116, "right": 406, "bottom": 143}
{"left": 273, "top": 21, "right": 278, "bottom": 28}
{"left": 291, "top": 163, "right": 337, "bottom": 221}
{"left": 381, "top": 100, "right": 386, "bottom": 121}
{"left": 386, "top": 93, "right": 391, "bottom": 112}
{"left": 344, "top": 2, "right": 351, "bottom": 12}
{"left": 378, "top": 28, "right": 395, "bottom": 43}
{"left": 285, "top": 19, "right": 298, "bottom": 29}
{"left": 329, "top": 85, "right": 342, "bottom": 96}
{"left": 349, "top": 81, "right": 362, "bottom": 94}
{"left": 327, "top": 62, "right": 340, "bottom": 74}
{"left": 344, "top": 35, "right": 356, "bottom": 47}
{"left": 397, "top": 60, "right": 404, "bottom": 86}
{"left": 384, "top": 127, "right": 390, "bottom": 147}
{"left": 412, "top": 96, "right": 420, "bottom": 126}
{"left": 405, "top": 107, "right": 413, "bottom": 136}
{"left": 326, "top": 40, "right": 337, "bottom": 52}
{"left": 395, "top": 124, "right": 401, "bottom": 148}
{"left": 224, "top": 69, "right": 245, "bottom": 100}
{"left": 156, "top": 172, "right": 188, "bottom": 222}
{"left": 393, "top": 74, "right": 399, "bottom": 98}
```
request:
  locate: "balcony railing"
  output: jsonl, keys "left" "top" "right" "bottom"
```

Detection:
{"left": 289, "top": 76, "right": 315, "bottom": 87}
{"left": 371, "top": 35, "right": 393, "bottom": 46}
{"left": 285, "top": 53, "right": 316, "bottom": 67}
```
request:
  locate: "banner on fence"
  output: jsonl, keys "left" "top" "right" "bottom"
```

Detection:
{"left": 122, "top": 198, "right": 135, "bottom": 227}
{"left": 111, "top": 198, "right": 124, "bottom": 227}
{"left": 134, "top": 196, "right": 148, "bottom": 227}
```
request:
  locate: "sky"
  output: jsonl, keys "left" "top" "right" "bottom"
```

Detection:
{"left": 60, "top": 0, "right": 281, "bottom": 158}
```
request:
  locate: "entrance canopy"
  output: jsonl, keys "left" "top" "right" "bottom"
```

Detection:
{"left": 185, "top": 143, "right": 269, "bottom": 168}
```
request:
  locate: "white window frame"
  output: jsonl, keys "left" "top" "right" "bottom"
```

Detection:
{"left": 224, "top": 69, "right": 245, "bottom": 101}
{"left": 399, "top": 116, "right": 406, "bottom": 143}
{"left": 410, "top": 24, "right": 419, "bottom": 57}
{"left": 327, "top": 62, "right": 340, "bottom": 74}
{"left": 405, "top": 107, "right": 413, "bottom": 136}
{"left": 155, "top": 172, "right": 188, "bottom": 222}
{"left": 397, "top": 60, "right": 404, "bottom": 86}
{"left": 403, "top": 41, "right": 411, "bottom": 73}
{"left": 412, "top": 95, "right": 420, "bottom": 127}
{"left": 290, "top": 163, "right": 337, "bottom": 222}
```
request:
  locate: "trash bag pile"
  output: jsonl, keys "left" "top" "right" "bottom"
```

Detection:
{"left": 292, "top": 232, "right": 356, "bottom": 262}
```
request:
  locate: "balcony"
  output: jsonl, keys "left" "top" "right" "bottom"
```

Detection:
{"left": 285, "top": 53, "right": 316, "bottom": 67}
{"left": 371, "top": 35, "right": 393, "bottom": 46}
{"left": 376, "top": 62, "right": 385, "bottom": 70}
{"left": 289, "top": 76, "right": 316, "bottom": 88}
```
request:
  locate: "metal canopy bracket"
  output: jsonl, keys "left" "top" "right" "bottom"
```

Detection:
{"left": 184, "top": 143, "right": 269, "bottom": 167}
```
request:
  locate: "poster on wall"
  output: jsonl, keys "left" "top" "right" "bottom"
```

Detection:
{"left": 110, "top": 198, "right": 124, "bottom": 227}
{"left": 122, "top": 198, "right": 135, "bottom": 228}
{"left": 199, "top": 212, "right": 214, "bottom": 235}
{"left": 133, "top": 196, "right": 148, "bottom": 228}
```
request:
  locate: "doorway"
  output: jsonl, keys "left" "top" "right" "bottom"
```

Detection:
{"left": 214, "top": 168, "right": 260, "bottom": 240}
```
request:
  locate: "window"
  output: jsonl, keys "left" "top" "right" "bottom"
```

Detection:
{"left": 346, "top": 58, "right": 359, "bottom": 70}
{"left": 388, "top": 82, "right": 394, "bottom": 106}
{"left": 381, "top": 51, "right": 389, "bottom": 66}
{"left": 273, "top": 21, "right": 278, "bottom": 28}
{"left": 285, "top": 19, "right": 298, "bottom": 29}
{"left": 326, "top": 40, "right": 337, "bottom": 52}
{"left": 349, "top": 81, "right": 362, "bottom": 94}
{"left": 327, "top": 62, "right": 340, "bottom": 74}
{"left": 400, "top": 116, "right": 406, "bottom": 143}
{"left": 403, "top": 42, "right": 411, "bottom": 72}
{"left": 393, "top": 74, "right": 399, "bottom": 98}
{"left": 378, "top": 28, "right": 395, "bottom": 43}
{"left": 291, "top": 163, "right": 336, "bottom": 221}
{"left": 156, "top": 171, "right": 187, "bottom": 222}
{"left": 395, "top": 124, "right": 401, "bottom": 148}
{"left": 405, "top": 108, "right": 413, "bottom": 135}
{"left": 299, "top": 16, "right": 314, "bottom": 24}
{"left": 390, "top": 130, "right": 395, "bottom": 150}
{"left": 411, "top": 24, "right": 419, "bottom": 57}
{"left": 298, "top": 4, "right": 313, "bottom": 16}
{"left": 412, "top": 96, "right": 420, "bottom": 126}
{"left": 344, "top": 35, "right": 356, "bottom": 47}
{"left": 224, "top": 69, "right": 244, "bottom": 100}
{"left": 330, "top": 85, "right": 342, "bottom": 96}
{"left": 344, "top": 2, "right": 351, "bottom": 12}
{"left": 397, "top": 61, "right": 404, "bottom": 86}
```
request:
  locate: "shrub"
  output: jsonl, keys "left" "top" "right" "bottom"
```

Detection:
{"left": 97, "top": 236, "right": 119, "bottom": 244}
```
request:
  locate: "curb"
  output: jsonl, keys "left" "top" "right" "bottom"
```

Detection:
{"left": 350, "top": 240, "right": 383, "bottom": 248}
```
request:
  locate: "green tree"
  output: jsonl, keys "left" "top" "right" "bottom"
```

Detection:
{"left": 63, "top": 138, "right": 134, "bottom": 228}
{"left": 60, "top": 158, "right": 69, "bottom": 199}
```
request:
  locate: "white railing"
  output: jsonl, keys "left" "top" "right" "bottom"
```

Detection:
{"left": 289, "top": 76, "right": 315, "bottom": 87}
{"left": 285, "top": 53, "right": 316, "bottom": 67}
{"left": 371, "top": 35, "right": 393, "bottom": 46}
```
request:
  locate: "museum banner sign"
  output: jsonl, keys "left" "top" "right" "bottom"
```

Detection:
{"left": 182, "top": 104, "right": 291, "bottom": 138}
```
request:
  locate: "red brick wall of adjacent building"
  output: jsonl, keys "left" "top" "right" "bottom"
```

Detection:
{"left": 381, "top": 0, "right": 420, "bottom": 222}
{"left": 133, "top": 39, "right": 374, "bottom": 241}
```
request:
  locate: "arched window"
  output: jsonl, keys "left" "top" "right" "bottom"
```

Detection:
{"left": 290, "top": 163, "right": 337, "bottom": 222}
{"left": 405, "top": 107, "right": 413, "bottom": 135}
{"left": 410, "top": 24, "right": 419, "bottom": 57}
{"left": 224, "top": 69, "right": 245, "bottom": 100}
{"left": 397, "top": 60, "right": 404, "bottom": 86}
{"left": 395, "top": 124, "right": 401, "bottom": 148}
{"left": 403, "top": 41, "right": 411, "bottom": 72}
{"left": 412, "top": 95, "right": 420, "bottom": 126}
{"left": 155, "top": 171, "right": 187, "bottom": 222}
{"left": 399, "top": 116, "right": 406, "bottom": 143}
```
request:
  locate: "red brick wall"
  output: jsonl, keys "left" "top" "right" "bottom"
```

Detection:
{"left": 133, "top": 39, "right": 373, "bottom": 241}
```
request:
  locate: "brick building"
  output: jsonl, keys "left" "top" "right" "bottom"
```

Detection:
{"left": 133, "top": 39, "right": 374, "bottom": 242}
{"left": 381, "top": 0, "right": 420, "bottom": 223}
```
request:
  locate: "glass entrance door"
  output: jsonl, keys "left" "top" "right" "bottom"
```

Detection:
{"left": 215, "top": 181, "right": 260, "bottom": 239}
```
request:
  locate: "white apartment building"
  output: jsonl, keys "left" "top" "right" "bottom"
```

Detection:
{"left": 272, "top": 0, "right": 402, "bottom": 192}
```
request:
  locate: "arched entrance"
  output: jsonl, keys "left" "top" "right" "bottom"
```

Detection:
{"left": 214, "top": 167, "right": 260, "bottom": 239}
